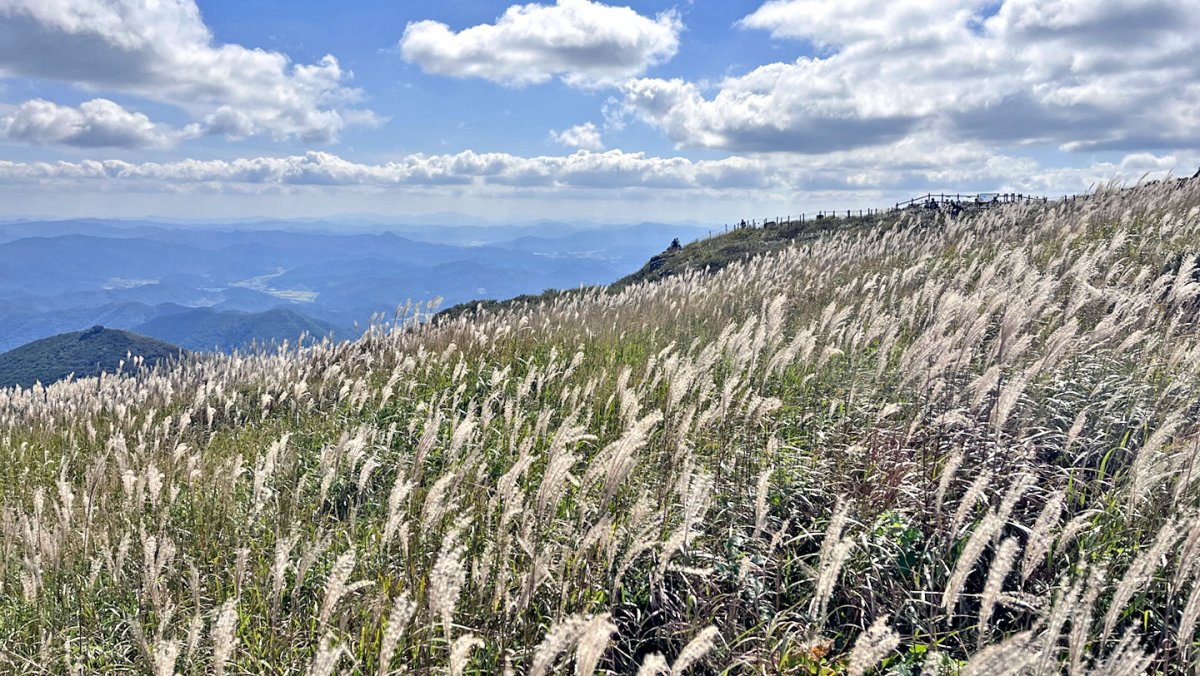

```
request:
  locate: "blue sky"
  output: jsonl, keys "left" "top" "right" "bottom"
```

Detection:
{"left": 0, "top": 0, "right": 1197, "bottom": 223}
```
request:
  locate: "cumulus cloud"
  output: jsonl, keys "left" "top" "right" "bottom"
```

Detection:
{"left": 0, "top": 149, "right": 780, "bottom": 192}
{"left": 738, "top": 0, "right": 991, "bottom": 46}
{"left": 621, "top": 0, "right": 1200, "bottom": 155}
{"left": 0, "top": 0, "right": 377, "bottom": 143}
{"left": 0, "top": 98, "right": 187, "bottom": 148}
{"left": 0, "top": 144, "right": 1189, "bottom": 201}
{"left": 549, "top": 122, "right": 604, "bottom": 150}
{"left": 622, "top": 75, "right": 918, "bottom": 153}
{"left": 399, "top": 0, "right": 681, "bottom": 87}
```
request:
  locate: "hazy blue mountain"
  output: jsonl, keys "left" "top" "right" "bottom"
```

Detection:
{"left": 494, "top": 223, "right": 713, "bottom": 267}
{"left": 0, "top": 219, "right": 172, "bottom": 243}
{"left": 0, "top": 326, "right": 185, "bottom": 389}
{"left": 0, "top": 300, "right": 193, "bottom": 354}
{"left": 0, "top": 219, "right": 711, "bottom": 352}
{"left": 135, "top": 307, "right": 343, "bottom": 352}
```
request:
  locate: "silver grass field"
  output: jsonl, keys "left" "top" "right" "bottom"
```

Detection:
{"left": 3, "top": 180, "right": 1200, "bottom": 673}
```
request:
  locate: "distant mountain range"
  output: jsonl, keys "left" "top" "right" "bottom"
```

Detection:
{"left": 0, "top": 218, "right": 709, "bottom": 353}
{"left": 134, "top": 307, "right": 339, "bottom": 352}
{"left": 0, "top": 326, "right": 185, "bottom": 389}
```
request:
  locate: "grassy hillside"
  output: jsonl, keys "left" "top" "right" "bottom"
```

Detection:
{"left": 438, "top": 210, "right": 930, "bottom": 319}
{"left": 2, "top": 181, "right": 1200, "bottom": 673}
{"left": 135, "top": 307, "right": 341, "bottom": 352}
{"left": 614, "top": 211, "right": 888, "bottom": 287}
{"left": 0, "top": 325, "right": 185, "bottom": 389}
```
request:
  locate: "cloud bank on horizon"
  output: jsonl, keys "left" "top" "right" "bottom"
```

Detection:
{"left": 0, "top": 0, "right": 1196, "bottom": 221}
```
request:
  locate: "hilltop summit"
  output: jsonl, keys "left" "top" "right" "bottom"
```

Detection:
{"left": 0, "top": 326, "right": 185, "bottom": 389}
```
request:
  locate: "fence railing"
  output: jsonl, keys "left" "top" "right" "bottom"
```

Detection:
{"left": 894, "top": 192, "right": 1047, "bottom": 209}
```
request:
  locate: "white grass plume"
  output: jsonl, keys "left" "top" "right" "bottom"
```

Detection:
{"left": 635, "top": 653, "right": 669, "bottom": 676}
{"left": 318, "top": 549, "right": 357, "bottom": 626}
{"left": 210, "top": 597, "right": 239, "bottom": 676}
{"left": 575, "top": 614, "right": 616, "bottom": 676}
{"left": 810, "top": 501, "right": 854, "bottom": 621}
{"left": 961, "top": 631, "right": 1037, "bottom": 676}
{"left": 1020, "top": 491, "right": 1063, "bottom": 581}
{"left": 847, "top": 616, "right": 899, "bottom": 676}
{"left": 449, "top": 634, "right": 483, "bottom": 676}
{"left": 152, "top": 638, "right": 180, "bottom": 676}
{"left": 378, "top": 592, "right": 415, "bottom": 676}
{"left": 753, "top": 469, "right": 771, "bottom": 540}
{"left": 672, "top": 625, "right": 719, "bottom": 674}
{"left": 978, "top": 536, "right": 1019, "bottom": 643}
{"left": 934, "top": 450, "right": 964, "bottom": 514}
{"left": 950, "top": 470, "right": 993, "bottom": 536}
{"left": 430, "top": 521, "right": 469, "bottom": 643}
{"left": 944, "top": 511, "right": 1004, "bottom": 613}
{"left": 306, "top": 632, "right": 345, "bottom": 676}
{"left": 1101, "top": 518, "right": 1180, "bottom": 641}
{"left": 528, "top": 613, "right": 592, "bottom": 676}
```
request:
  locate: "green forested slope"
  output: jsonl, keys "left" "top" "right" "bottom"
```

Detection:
{"left": 0, "top": 325, "right": 184, "bottom": 388}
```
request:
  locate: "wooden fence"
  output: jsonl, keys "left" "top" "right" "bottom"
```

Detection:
{"left": 894, "top": 192, "right": 1046, "bottom": 209}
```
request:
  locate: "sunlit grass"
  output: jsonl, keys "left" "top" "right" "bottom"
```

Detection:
{"left": 2, "top": 180, "right": 1200, "bottom": 673}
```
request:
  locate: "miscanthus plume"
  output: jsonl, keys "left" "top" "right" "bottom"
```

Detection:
{"left": 2, "top": 180, "right": 1200, "bottom": 672}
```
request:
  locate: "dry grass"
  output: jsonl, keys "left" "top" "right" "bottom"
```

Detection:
{"left": 2, "top": 179, "right": 1200, "bottom": 673}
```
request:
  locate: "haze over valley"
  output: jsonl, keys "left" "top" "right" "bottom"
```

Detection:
{"left": 0, "top": 218, "right": 708, "bottom": 353}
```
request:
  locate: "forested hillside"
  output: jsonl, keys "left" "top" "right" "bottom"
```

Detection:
{"left": 0, "top": 326, "right": 184, "bottom": 389}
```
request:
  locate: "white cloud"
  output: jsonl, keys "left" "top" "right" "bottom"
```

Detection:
{"left": 399, "top": 0, "right": 681, "bottom": 87}
{"left": 0, "top": 145, "right": 1193, "bottom": 222}
{"left": 0, "top": 0, "right": 377, "bottom": 143}
{"left": 738, "top": 0, "right": 991, "bottom": 47}
{"left": 621, "top": 0, "right": 1200, "bottom": 155}
{"left": 0, "top": 149, "right": 781, "bottom": 192}
{"left": 0, "top": 144, "right": 1190, "bottom": 200}
{"left": 0, "top": 98, "right": 187, "bottom": 148}
{"left": 550, "top": 122, "right": 604, "bottom": 150}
